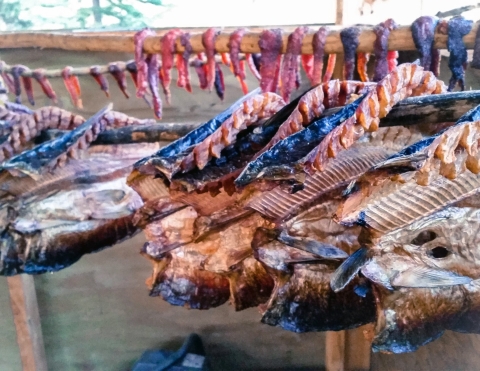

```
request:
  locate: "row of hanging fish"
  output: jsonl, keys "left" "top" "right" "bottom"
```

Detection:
{"left": 122, "top": 60, "right": 480, "bottom": 354}
{"left": 3, "top": 14, "right": 480, "bottom": 120}
{"left": 130, "top": 14, "right": 480, "bottom": 118}
{"left": 0, "top": 57, "right": 231, "bottom": 112}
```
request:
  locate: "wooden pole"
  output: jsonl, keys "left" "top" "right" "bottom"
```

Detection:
{"left": 326, "top": 327, "right": 372, "bottom": 371}
{"left": 344, "top": 325, "right": 373, "bottom": 371}
{"left": 326, "top": 331, "right": 346, "bottom": 371}
{"left": 0, "top": 54, "right": 241, "bottom": 78}
{"left": 7, "top": 275, "right": 48, "bottom": 371}
{"left": 0, "top": 21, "right": 477, "bottom": 55}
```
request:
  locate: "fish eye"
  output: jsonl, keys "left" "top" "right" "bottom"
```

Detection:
{"left": 427, "top": 246, "right": 450, "bottom": 259}
{"left": 411, "top": 230, "right": 437, "bottom": 246}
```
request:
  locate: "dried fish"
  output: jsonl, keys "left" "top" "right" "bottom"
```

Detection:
{"left": 229, "top": 28, "right": 249, "bottom": 92}
{"left": 108, "top": 62, "right": 129, "bottom": 98}
{"left": 134, "top": 28, "right": 156, "bottom": 98}
{"left": 1, "top": 105, "right": 113, "bottom": 177}
{"left": 134, "top": 89, "right": 261, "bottom": 180}
{"left": 411, "top": 16, "right": 439, "bottom": 73}
{"left": 202, "top": 28, "right": 220, "bottom": 92}
{"left": 90, "top": 65, "right": 110, "bottom": 97}
{"left": 373, "top": 19, "right": 398, "bottom": 82}
{"left": 281, "top": 27, "right": 308, "bottom": 101}
{"left": 235, "top": 94, "right": 366, "bottom": 187}
{"left": 311, "top": 27, "right": 328, "bottom": 85}
{"left": 214, "top": 62, "right": 225, "bottom": 101}
{"left": 258, "top": 29, "right": 283, "bottom": 93}
{"left": 447, "top": 16, "right": 473, "bottom": 91}
{"left": 61, "top": 66, "right": 83, "bottom": 109}
{"left": 161, "top": 29, "right": 182, "bottom": 103}
{"left": 357, "top": 53, "right": 370, "bottom": 82}
{"left": 323, "top": 54, "right": 337, "bottom": 82}
{"left": 178, "top": 32, "right": 193, "bottom": 93}
{"left": 340, "top": 27, "right": 361, "bottom": 80}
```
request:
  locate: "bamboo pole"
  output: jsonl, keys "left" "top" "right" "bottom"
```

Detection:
{"left": 0, "top": 54, "right": 240, "bottom": 78}
{"left": 0, "top": 21, "right": 478, "bottom": 55}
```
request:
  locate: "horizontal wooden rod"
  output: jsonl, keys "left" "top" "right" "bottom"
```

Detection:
{"left": 0, "top": 54, "right": 240, "bottom": 78}
{"left": 0, "top": 21, "right": 478, "bottom": 54}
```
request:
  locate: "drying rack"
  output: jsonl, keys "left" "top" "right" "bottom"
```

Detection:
{"left": 3, "top": 5, "right": 480, "bottom": 370}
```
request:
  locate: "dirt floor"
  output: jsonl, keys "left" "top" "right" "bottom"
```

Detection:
{"left": 1, "top": 49, "right": 480, "bottom": 370}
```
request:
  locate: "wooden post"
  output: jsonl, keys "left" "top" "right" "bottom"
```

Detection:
{"left": 326, "top": 331, "right": 346, "bottom": 371}
{"left": 345, "top": 325, "right": 372, "bottom": 371}
{"left": 325, "top": 326, "right": 373, "bottom": 371}
{"left": 7, "top": 275, "right": 48, "bottom": 371}
{"left": 336, "top": 0, "right": 344, "bottom": 26}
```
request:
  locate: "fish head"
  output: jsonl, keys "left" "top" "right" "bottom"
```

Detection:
{"left": 367, "top": 206, "right": 480, "bottom": 285}
{"left": 364, "top": 208, "right": 480, "bottom": 352}
{"left": 331, "top": 205, "right": 480, "bottom": 292}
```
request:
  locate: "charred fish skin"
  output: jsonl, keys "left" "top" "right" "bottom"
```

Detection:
{"left": 260, "top": 263, "right": 376, "bottom": 332}
{"left": 147, "top": 213, "right": 272, "bottom": 311}
{"left": 0, "top": 216, "right": 138, "bottom": 275}
{"left": 371, "top": 284, "right": 469, "bottom": 354}
{"left": 252, "top": 229, "right": 375, "bottom": 332}
{"left": 235, "top": 94, "right": 367, "bottom": 187}
{"left": 149, "top": 265, "right": 231, "bottom": 310}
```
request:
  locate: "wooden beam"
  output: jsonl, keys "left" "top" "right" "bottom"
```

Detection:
{"left": 0, "top": 21, "right": 477, "bottom": 54}
{"left": 7, "top": 275, "right": 48, "bottom": 371}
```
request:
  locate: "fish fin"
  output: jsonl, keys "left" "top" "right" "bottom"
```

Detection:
{"left": 372, "top": 152, "right": 428, "bottom": 170}
{"left": 330, "top": 247, "right": 371, "bottom": 292}
{"left": 341, "top": 180, "right": 358, "bottom": 197}
{"left": 278, "top": 230, "right": 348, "bottom": 259}
{"left": 361, "top": 261, "right": 394, "bottom": 290}
{"left": 391, "top": 266, "right": 472, "bottom": 288}
{"left": 247, "top": 146, "right": 390, "bottom": 221}
{"left": 353, "top": 170, "right": 480, "bottom": 234}
{"left": 141, "top": 241, "right": 183, "bottom": 259}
